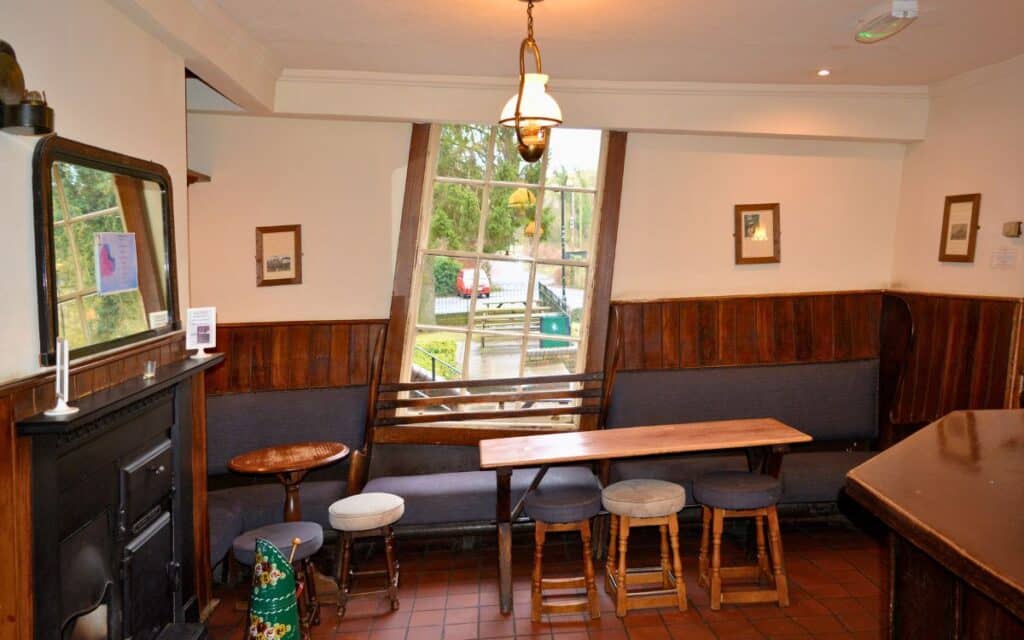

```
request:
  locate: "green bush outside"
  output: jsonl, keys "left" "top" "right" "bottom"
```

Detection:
{"left": 413, "top": 333, "right": 459, "bottom": 377}
{"left": 433, "top": 256, "right": 461, "bottom": 296}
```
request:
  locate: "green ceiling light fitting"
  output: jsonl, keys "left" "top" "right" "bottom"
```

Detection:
{"left": 855, "top": 0, "right": 919, "bottom": 44}
{"left": 498, "top": 0, "right": 563, "bottom": 164}
{"left": 0, "top": 40, "right": 54, "bottom": 135}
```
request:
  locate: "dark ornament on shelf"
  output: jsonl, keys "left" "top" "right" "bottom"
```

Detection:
{"left": 0, "top": 39, "right": 54, "bottom": 135}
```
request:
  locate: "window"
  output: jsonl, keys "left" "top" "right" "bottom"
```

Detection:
{"left": 51, "top": 163, "right": 148, "bottom": 349}
{"left": 403, "top": 124, "right": 606, "bottom": 383}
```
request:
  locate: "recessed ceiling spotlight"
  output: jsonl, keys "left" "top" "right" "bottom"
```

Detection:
{"left": 817, "top": 69, "right": 832, "bottom": 77}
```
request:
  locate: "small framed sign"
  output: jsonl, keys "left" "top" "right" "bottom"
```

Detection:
{"left": 734, "top": 203, "right": 780, "bottom": 264}
{"left": 256, "top": 224, "right": 303, "bottom": 286}
{"left": 939, "top": 194, "right": 981, "bottom": 262}
{"left": 186, "top": 306, "right": 217, "bottom": 358}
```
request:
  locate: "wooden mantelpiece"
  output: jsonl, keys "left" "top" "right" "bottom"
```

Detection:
{"left": 846, "top": 410, "right": 1024, "bottom": 637}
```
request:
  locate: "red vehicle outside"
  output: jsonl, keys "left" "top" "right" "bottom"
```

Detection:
{"left": 455, "top": 268, "right": 491, "bottom": 298}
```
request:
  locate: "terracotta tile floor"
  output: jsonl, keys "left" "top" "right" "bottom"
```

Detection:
{"left": 209, "top": 517, "right": 887, "bottom": 640}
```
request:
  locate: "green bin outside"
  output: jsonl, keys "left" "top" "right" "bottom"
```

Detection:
{"left": 540, "top": 313, "right": 571, "bottom": 348}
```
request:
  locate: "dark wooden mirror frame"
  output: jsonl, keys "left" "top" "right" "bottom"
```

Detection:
{"left": 33, "top": 136, "right": 180, "bottom": 366}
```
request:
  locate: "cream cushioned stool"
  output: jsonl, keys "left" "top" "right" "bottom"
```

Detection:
{"left": 602, "top": 479, "right": 688, "bottom": 617}
{"left": 328, "top": 493, "right": 404, "bottom": 617}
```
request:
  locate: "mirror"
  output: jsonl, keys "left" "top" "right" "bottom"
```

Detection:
{"left": 34, "top": 137, "right": 178, "bottom": 365}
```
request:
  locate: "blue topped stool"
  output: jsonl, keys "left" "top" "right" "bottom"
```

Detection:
{"left": 232, "top": 521, "right": 324, "bottom": 638}
{"left": 525, "top": 482, "right": 603, "bottom": 623}
{"left": 693, "top": 471, "right": 789, "bottom": 610}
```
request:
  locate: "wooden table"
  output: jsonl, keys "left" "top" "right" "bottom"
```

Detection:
{"left": 846, "top": 410, "right": 1024, "bottom": 637}
{"left": 229, "top": 441, "right": 350, "bottom": 521}
{"left": 479, "top": 418, "right": 812, "bottom": 613}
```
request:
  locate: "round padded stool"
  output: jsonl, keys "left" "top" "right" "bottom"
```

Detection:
{"left": 693, "top": 471, "right": 789, "bottom": 610}
{"left": 232, "top": 521, "right": 323, "bottom": 566}
{"left": 601, "top": 480, "right": 688, "bottom": 617}
{"left": 524, "top": 485, "right": 603, "bottom": 622}
{"left": 232, "top": 521, "right": 324, "bottom": 637}
{"left": 328, "top": 493, "right": 404, "bottom": 617}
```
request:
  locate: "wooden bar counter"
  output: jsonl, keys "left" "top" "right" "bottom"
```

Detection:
{"left": 846, "top": 410, "right": 1024, "bottom": 638}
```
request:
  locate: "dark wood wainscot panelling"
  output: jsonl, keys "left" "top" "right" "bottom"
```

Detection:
{"left": 612, "top": 292, "right": 882, "bottom": 371}
{"left": 890, "top": 292, "right": 1020, "bottom": 424}
{"left": 205, "top": 320, "right": 388, "bottom": 395}
{"left": 0, "top": 333, "right": 191, "bottom": 640}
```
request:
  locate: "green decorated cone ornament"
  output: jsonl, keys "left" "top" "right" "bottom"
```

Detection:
{"left": 248, "top": 538, "right": 300, "bottom": 640}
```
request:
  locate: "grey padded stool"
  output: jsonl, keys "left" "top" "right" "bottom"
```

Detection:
{"left": 328, "top": 492, "right": 404, "bottom": 617}
{"left": 602, "top": 479, "right": 688, "bottom": 617}
{"left": 524, "top": 483, "right": 603, "bottom": 623}
{"left": 232, "top": 521, "right": 324, "bottom": 636}
{"left": 693, "top": 471, "right": 789, "bottom": 609}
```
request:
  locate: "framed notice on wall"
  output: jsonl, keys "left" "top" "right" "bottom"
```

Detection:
{"left": 734, "top": 203, "right": 781, "bottom": 264}
{"left": 256, "top": 224, "right": 303, "bottom": 286}
{"left": 939, "top": 194, "right": 981, "bottom": 262}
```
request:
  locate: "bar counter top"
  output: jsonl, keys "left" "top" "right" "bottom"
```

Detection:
{"left": 846, "top": 409, "right": 1024, "bottom": 621}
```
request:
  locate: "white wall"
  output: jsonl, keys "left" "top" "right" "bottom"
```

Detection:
{"left": 186, "top": 114, "right": 410, "bottom": 322}
{"left": 612, "top": 133, "right": 906, "bottom": 300}
{"left": 0, "top": 0, "right": 187, "bottom": 384}
{"left": 890, "top": 54, "right": 1024, "bottom": 297}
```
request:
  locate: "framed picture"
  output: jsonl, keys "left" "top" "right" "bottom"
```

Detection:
{"left": 256, "top": 224, "right": 302, "bottom": 286}
{"left": 734, "top": 203, "right": 780, "bottom": 264}
{"left": 939, "top": 194, "right": 981, "bottom": 262}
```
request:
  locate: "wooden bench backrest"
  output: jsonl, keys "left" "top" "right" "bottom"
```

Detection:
{"left": 347, "top": 308, "right": 624, "bottom": 494}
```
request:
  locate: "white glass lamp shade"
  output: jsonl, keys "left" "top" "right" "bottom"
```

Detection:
{"left": 499, "top": 73, "right": 563, "bottom": 129}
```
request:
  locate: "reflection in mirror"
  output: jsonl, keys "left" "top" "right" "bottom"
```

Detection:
{"left": 35, "top": 137, "right": 177, "bottom": 364}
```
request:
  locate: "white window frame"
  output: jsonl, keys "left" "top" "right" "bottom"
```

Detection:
{"left": 400, "top": 123, "right": 609, "bottom": 383}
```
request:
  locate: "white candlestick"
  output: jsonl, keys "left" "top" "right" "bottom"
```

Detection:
{"left": 45, "top": 337, "right": 79, "bottom": 416}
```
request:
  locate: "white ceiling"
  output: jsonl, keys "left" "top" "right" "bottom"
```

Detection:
{"left": 211, "top": 0, "right": 1024, "bottom": 85}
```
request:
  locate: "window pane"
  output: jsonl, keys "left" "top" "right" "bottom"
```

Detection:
{"left": 57, "top": 163, "right": 119, "bottom": 217}
{"left": 50, "top": 168, "right": 65, "bottom": 221}
{"left": 466, "top": 334, "right": 523, "bottom": 380}
{"left": 493, "top": 127, "right": 543, "bottom": 184}
{"left": 428, "top": 183, "right": 482, "bottom": 251}
{"left": 81, "top": 291, "right": 147, "bottom": 344}
{"left": 481, "top": 259, "right": 532, "bottom": 309}
{"left": 436, "top": 124, "right": 490, "bottom": 180}
{"left": 54, "top": 226, "right": 79, "bottom": 297}
{"left": 545, "top": 128, "right": 602, "bottom": 186}
{"left": 412, "top": 329, "right": 465, "bottom": 382}
{"left": 538, "top": 190, "right": 596, "bottom": 262}
{"left": 534, "top": 263, "right": 587, "bottom": 337}
{"left": 417, "top": 255, "right": 470, "bottom": 330}
{"left": 71, "top": 213, "right": 127, "bottom": 289}
{"left": 485, "top": 186, "right": 537, "bottom": 257}
{"left": 58, "top": 301, "right": 87, "bottom": 349}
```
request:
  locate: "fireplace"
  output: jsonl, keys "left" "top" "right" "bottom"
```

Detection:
{"left": 19, "top": 358, "right": 218, "bottom": 640}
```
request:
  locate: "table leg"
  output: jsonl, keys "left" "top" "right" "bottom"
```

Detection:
{"left": 279, "top": 471, "right": 308, "bottom": 522}
{"left": 496, "top": 467, "right": 513, "bottom": 614}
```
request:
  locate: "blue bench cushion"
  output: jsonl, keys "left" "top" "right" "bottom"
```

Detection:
{"left": 611, "top": 453, "right": 748, "bottom": 506}
{"left": 207, "top": 387, "right": 368, "bottom": 475}
{"left": 781, "top": 450, "right": 875, "bottom": 503}
{"left": 606, "top": 359, "right": 879, "bottom": 441}
{"left": 208, "top": 479, "right": 344, "bottom": 565}
{"left": 363, "top": 466, "right": 600, "bottom": 526}
{"left": 694, "top": 471, "right": 782, "bottom": 510}
{"left": 524, "top": 482, "right": 602, "bottom": 523}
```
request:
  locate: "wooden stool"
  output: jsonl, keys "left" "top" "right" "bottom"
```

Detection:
{"left": 232, "top": 521, "right": 324, "bottom": 638}
{"left": 602, "top": 479, "right": 688, "bottom": 617}
{"left": 524, "top": 482, "right": 603, "bottom": 623}
{"left": 328, "top": 492, "right": 405, "bottom": 617}
{"left": 694, "top": 471, "right": 789, "bottom": 609}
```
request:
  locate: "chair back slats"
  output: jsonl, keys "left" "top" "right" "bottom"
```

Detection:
{"left": 376, "top": 404, "right": 601, "bottom": 427}
{"left": 378, "top": 370, "right": 604, "bottom": 393}
{"left": 377, "top": 386, "right": 602, "bottom": 410}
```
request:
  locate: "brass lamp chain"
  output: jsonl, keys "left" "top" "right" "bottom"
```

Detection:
{"left": 514, "top": 0, "right": 544, "bottom": 151}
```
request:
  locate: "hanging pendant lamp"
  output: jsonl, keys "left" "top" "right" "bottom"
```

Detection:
{"left": 498, "top": 0, "right": 562, "bottom": 163}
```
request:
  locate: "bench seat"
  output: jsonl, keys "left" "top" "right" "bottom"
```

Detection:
{"left": 363, "top": 465, "right": 601, "bottom": 526}
{"left": 779, "top": 450, "right": 875, "bottom": 503}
